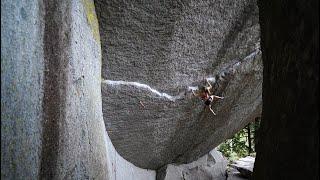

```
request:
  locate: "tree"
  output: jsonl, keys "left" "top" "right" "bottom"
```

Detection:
{"left": 218, "top": 117, "right": 261, "bottom": 160}
{"left": 247, "top": 122, "right": 252, "bottom": 154}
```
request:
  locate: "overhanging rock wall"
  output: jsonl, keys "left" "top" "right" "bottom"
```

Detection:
{"left": 1, "top": 0, "right": 155, "bottom": 179}
{"left": 96, "top": 0, "right": 262, "bottom": 169}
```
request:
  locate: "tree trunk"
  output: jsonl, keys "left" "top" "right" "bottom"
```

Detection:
{"left": 247, "top": 123, "right": 252, "bottom": 154}
{"left": 253, "top": 117, "right": 260, "bottom": 152}
{"left": 253, "top": 0, "right": 318, "bottom": 179}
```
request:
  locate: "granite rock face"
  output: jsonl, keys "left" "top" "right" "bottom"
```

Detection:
{"left": 96, "top": 0, "right": 262, "bottom": 169}
{"left": 1, "top": 0, "right": 155, "bottom": 179}
{"left": 157, "top": 149, "right": 228, "bottom": 180}
{"left": 1, "top": 0, "right": 45, "bottom": 178}
{"left": 1, "top": 1, "right": 109, "bottom": 178}
{"left": 105, "top": 132, "right": 156, "bottom": 180}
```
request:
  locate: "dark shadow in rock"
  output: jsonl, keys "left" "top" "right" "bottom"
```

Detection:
{"left": 206, "top": 0, "right": 258, "bottom": 74}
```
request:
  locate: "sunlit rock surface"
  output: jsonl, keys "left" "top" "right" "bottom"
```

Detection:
{"left": 157, "top": 149, "right": 228, "bottom": 180}
{"left": 230, "top": 156, "right": 254, "bottom": 178}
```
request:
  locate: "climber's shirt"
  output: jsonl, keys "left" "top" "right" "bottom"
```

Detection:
{"left": 200, "top": 93, "right": 209, "bottom": 100}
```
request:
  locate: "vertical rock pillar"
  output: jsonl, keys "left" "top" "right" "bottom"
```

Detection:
{"left": 1, "top": 0, "right": 109, "bottom": 179}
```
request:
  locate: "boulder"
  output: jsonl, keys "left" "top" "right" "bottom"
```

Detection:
{"left": 96, "top": 0, "right": 262, "bottom": 169}
{"left": 230, "top": 156, "right": 255, "bottom": 178}
{"left": 157, "top": 149, "right": 228, "bottom": 180}
{"left": 226, "top": 167, "right": 248, "bottom": 180}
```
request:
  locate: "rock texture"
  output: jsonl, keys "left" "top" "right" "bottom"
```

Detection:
{"left": 157, "top": 149, "right": 228, "bottom": 180}
{"left": 105, "top": 132, "right": 156, "bottom": 180}
{"left": 253, "top": 0, "right": 319, "bottom": 180}
{"left": 1, "top": 0, "right": 155, "bottom": 179}
{"left": 227, "top": 168, "right": 247, "bottom": 180}
{"left": 96, "top": 0, "right": 262, "bottom": 169}
{"left": 1, "top": 0, "right": 45, "bottom": 178}
{"left": 230, "top": 156, "right": 254, "bottom": 178}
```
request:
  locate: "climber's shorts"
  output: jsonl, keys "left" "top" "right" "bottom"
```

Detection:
{"left": 204, "top": 96, "right": 213, "bottom": 106}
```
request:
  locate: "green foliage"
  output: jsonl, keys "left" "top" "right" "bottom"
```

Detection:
{"left": 218, "top": 119, "right": 260, "bottom": 161}
{"left": 218, "top": 129, "right": 248, "bottom": 161}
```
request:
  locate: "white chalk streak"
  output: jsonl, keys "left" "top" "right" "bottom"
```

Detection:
{"left": 233, "top": 49, "right": 260, "bottom": 68}
{"left": 243, "top": 49, "right": 261, "bottom": 61}
{"left": 101, "top": 49, "right": 261, "bottom": 102}
{"left": 206, "top": 77, "right": 216, "bottom": 83}
{"left": 188, "top": 86, "right": 198, "bottom": 91}
{"left": 102, "top": 79, "right": 181, "bottom": 101}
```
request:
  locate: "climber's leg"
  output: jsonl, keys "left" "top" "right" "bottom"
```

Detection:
{"left": 209, "top": 105, "right": 216, "bottom": 115}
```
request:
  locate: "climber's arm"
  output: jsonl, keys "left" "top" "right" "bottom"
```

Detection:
{"left": 206, "top": 80, "right": 213, "bottom": 94}
{"left": 213, "top": 95, "right": 224, "bottom": 100}
{"left": 207, "top": 88, "right": 212, "bottom": 95}
{"left": 192, "top": 90, "right": 199, "bottom": 97}
{"left": 206, "top": 79, "right": 212, "bottom": 89}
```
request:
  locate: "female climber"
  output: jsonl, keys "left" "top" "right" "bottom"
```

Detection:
{"left": 192, "top": 79, "right": 224, "bottom": 115}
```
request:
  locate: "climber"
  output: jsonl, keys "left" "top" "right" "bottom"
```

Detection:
{"left": 192, "top": 79, "right": 224, "bottom": 115}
